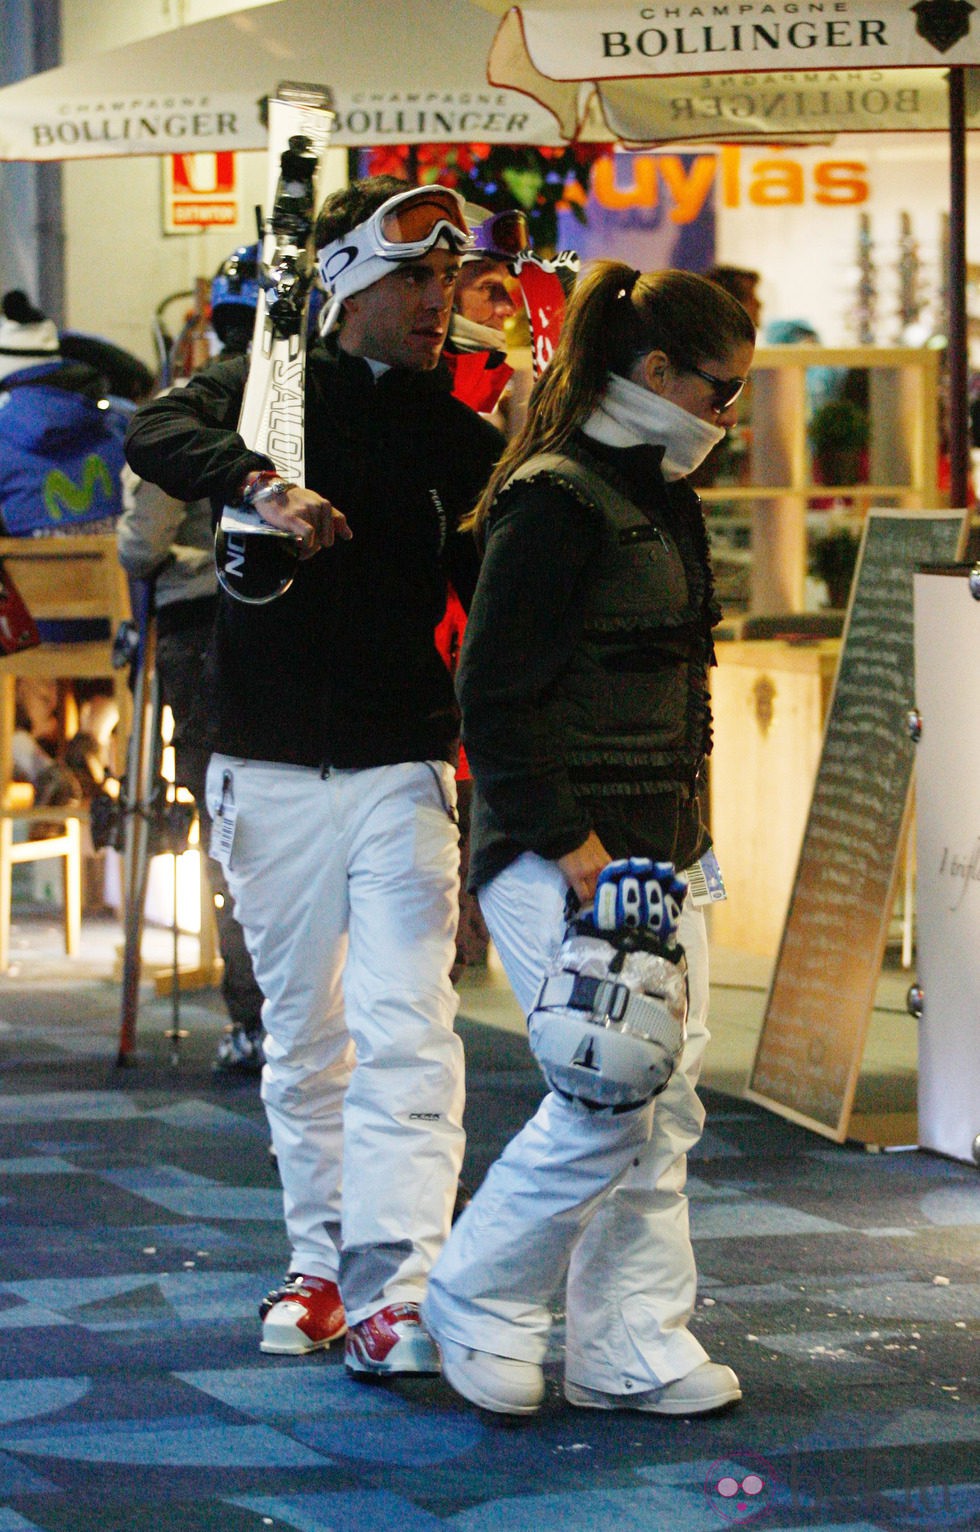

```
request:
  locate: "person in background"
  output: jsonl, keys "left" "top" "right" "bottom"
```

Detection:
{"left": 0, "top": 290, "right": 128, "bottom": 539}
{"left": 57, "top": 331, "right": 153, "bottom": 408}
{"left": 445, "top": 209, "right": 534, "bottom": 439}
{"left": 0, "top": 290, "right": 133, "bottom": 842}
{"left": 454, "top": 252, "right": 520, "bottom": 337}
{"left": 116, "top": 245, "right": 266, "bottom": 1075}
{"left": 764, "top": 317, "right": 849, "bottom": 418}
{"left": 423, "top": 262, "right": 754, "bottom": 1419}
{"left": 440, "top": 211, "right": 532, "bottom": 975}
{"left": 124, "top": 178, "right": 502, "bottom": 1376}
{"left": 704, "top": 264, "right": 762, "bottom": 329}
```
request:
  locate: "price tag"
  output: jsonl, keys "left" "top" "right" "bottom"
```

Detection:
{"left": 209, "top": 768, "right": 238, "bottom": 869}
{"left": 686, "top": 849, "right": 727, "bottom": 906}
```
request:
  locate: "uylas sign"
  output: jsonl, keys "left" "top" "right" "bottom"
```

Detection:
{"left": 571, "top": 143, "right": 869, "bottom": 224}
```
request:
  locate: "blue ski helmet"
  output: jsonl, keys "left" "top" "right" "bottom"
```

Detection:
{"left": 211, "top": 244, "right": 260, "bottom": 352}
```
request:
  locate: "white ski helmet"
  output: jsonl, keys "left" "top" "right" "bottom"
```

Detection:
{"left": 528, "top": 927, "right": 688, "bottom": 1110}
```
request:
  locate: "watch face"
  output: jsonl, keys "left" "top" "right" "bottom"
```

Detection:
{"left": 214, "top": 524, "right": 301, "bottom": 604}
{"left": 246, "top": 477, "right": 289, "bottom": 507}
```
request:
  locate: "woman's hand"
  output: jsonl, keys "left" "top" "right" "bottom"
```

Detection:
{"left": 557, "top": 831, "right": 611, "bottom": 908}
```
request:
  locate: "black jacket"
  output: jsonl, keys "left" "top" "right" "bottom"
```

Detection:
{"left": 125, "top": 341, "right": 502, "bottom": 769}
{"left": 458, "top": 435, "right": 719, "bottom": 891}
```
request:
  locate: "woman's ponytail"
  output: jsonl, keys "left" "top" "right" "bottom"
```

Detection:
{"left": 467, "top": 261, "right": 644, "bottom": 538}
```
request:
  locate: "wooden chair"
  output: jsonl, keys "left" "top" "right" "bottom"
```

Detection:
{"left": 0, "top": 533, "right": 132, "bottom": 971}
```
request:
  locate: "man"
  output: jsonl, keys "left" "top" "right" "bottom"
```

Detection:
{"left": 455, "top": 256, "right": 520, "bottom": 337}
{"left": 444, "top": 211, "right": 530, "bottom": 435}
{"left": 441, "top": 215, "right": 533, "bottom": 973}
{"left": 124, "top": 177, "right": 502, "bottom": 1375}
{"left": 116, "top": 245, "right": 266, "bottom": 1076}
{"left": 704, "top": 264, "right": 762, "bottom": 329}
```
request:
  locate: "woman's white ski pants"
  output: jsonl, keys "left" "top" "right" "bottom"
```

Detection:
{"left": 425, "top": 850, "right": 711, "bottom": 1395}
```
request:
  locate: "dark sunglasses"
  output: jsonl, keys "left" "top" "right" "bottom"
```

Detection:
{"left": 688, "top": 364, "right": 746, "bottom": 411}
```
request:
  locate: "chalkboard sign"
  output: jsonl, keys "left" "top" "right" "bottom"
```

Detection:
{"left": 746, "top": 509, "right": 966, "bottom": 1142}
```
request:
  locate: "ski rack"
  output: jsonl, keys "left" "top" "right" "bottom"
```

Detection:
{"left": 115, "top": 587, "right": 161, "bottom": 1066}
{"left": 111, "top": 584, "right": 195, "bottom": 1066}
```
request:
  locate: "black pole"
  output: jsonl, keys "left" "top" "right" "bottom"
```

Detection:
{"left": 32, "top": 0, "right": 64, "bottom": 325}
{"left": 948, "top": 66, "right": 969, "bottom": 512}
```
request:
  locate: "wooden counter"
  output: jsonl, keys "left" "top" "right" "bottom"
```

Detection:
{"left": 707, "top": 638, "right": 839, "bottom": 956}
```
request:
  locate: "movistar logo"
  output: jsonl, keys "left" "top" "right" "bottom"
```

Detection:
{"left": 43, "top": 454, "right": 114, "bottom": 522}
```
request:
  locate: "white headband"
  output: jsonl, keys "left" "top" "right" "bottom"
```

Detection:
{"left": 316, "top": 185, "right": 472, "bottom": 336}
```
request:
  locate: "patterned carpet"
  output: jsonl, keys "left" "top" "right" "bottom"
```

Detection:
{"left": 0, "top": 918, "right": 976, "bottom": 1532}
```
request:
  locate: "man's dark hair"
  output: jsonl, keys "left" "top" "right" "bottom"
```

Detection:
{"left": 704, "top": 264, "right": 760, "bottom": 307}
{"left": 315, "top": 175, "right": 410, "bottom": 251}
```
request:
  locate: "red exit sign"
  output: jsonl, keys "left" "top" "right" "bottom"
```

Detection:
{"left": 163, "top": 152, "right": 239, "bottom": 233}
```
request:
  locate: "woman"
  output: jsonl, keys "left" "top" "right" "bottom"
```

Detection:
{"left": 423, "top": 262, "right": 755, "bottom": 1416}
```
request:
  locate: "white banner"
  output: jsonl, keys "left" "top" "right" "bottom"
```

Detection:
{"left": 0, "top": 89, "right": 560, "bottom": 162}
{"left": 602, "top": 66, "right": 961, "bottom": 140}
{"left": 0, "top": 0, "right": 567, "bottom": 163}
{"left": 913, "top": 568, "right": 980, "bottom": 1166}
{"left": 511, "top": 2, "right": 980, "bottom": 80}
{"left": 4, "top": 95, "right": 255, "bottom": 161}
{"left": 0, "top": 90, "right": 566, "bottom": 163}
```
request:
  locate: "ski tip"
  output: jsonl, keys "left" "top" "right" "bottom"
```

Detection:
{"left": 275, "top": 81, "right": 336, "bottom": 114}
{"left": 219, "top": 506, "right": 302, "bottom": 541}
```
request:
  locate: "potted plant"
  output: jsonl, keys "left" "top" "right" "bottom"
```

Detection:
{"left": 808, "top": 398, "right": 869, "bottom": 486}
{"left": 810, "top": 525, "right": 861, "bottom": 608}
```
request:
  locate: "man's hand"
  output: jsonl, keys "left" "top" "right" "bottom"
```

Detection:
{"left": 244, "top": 474, "right": 352, "bottom": 558}
{"left": 557, "top": 831, "right": 611, "bottom": 907}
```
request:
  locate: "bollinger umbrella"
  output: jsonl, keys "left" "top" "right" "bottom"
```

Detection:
{"left": 484, "top": 0, "right": 980, "bottom": 507}
{"left": 0, "top": 0, "right": 565, "bottom": 160}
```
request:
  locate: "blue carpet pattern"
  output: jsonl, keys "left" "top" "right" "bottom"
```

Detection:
{"left": 0, "top": 942, "right": 976, "bottom": 1531}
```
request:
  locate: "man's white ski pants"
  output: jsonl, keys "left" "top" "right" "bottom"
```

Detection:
{"left": 425, "top": 851, "right": 710, "bottom": 1395}
{"left": 206, "top": 755, "right": 465, "bottom": 1326}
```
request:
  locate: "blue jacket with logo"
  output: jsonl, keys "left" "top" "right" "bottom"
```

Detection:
{"left": 0, "top": 362, "right": 128, "bottom": 536}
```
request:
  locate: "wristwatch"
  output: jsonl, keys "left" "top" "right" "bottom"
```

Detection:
{"left": 241, "top": 471, "right": 293, "bottom": 509}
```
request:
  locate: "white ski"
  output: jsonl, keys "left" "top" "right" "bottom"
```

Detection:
{"left": 217, "top": 81, "right": 336, "bottom": 594}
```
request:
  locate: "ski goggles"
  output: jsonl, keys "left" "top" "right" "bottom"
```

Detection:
{"left": 318, "top": 185, "right": 473, "bottom": 319}
{"left": 470, "top": 208, "right": 531, "bottom": 264}
{"left": 370, "top": 186, "right": 472, "bottom": 257}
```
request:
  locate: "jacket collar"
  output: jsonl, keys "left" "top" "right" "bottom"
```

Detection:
{"left": 312, "top": 334, "right": 454, "bottom": 399}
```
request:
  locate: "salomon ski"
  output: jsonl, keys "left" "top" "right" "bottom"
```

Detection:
{"left": 215, "top": 81, "right": 336, "bottom": 603}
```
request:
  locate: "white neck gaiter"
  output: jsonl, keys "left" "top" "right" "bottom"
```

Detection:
{"left": 582, "top": 371, "right": 725, "bottom": 481}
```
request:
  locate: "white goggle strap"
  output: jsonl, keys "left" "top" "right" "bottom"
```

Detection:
{"left": 318, "top": 295, "right": 344, "bottom": 338}
{"left": 317, "top": 230, "right": 395, "bottom": 306}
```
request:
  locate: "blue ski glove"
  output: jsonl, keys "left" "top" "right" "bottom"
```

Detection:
{"left": 593, "top": 857, "right": 687, "bottom": 941}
